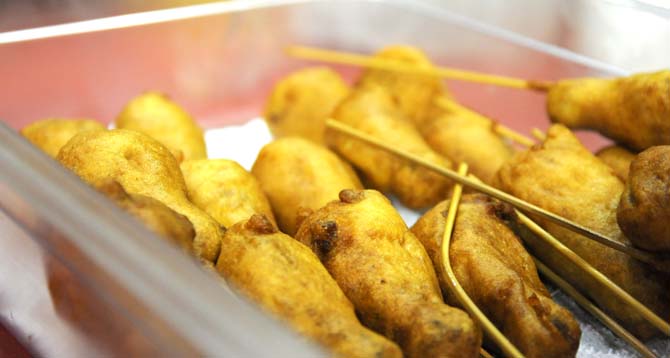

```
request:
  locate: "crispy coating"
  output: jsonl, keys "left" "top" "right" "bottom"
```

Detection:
{"left": 96, "top": 180, "right": 195, "bottom": 254}
{"left": 411, "top": 194, "right": 580, "bottom": 358}
{"left": 21, "top": 118, "right": 106, "bottom": 157}
{"left": 116, "top": 92, "right": 206, "bottom": 162}
{"left": 418, "top": 99, "right": 514, "bottom": 184}
{"left": 547, "top": 70, "right": 670, "bottom": 151}
{"left": 329, "top": 84, "right": 453, "bottom": 208}
{"left": 295, "top": 189, "right": 481, "bottom": 358}
{"left": 264, "top": 67, "right": 349, "bottom": 143}
{"left": 358, "top": 45, "right": 448, "bottom": 124}
{"left": 494, "top": 124, "right": 670, "bottom": 339}
{"left": 180, "top": 159, "right": 275, "bottom": 228}
{"left": 596, "top": 145, "right": 636, "bottom": 183}
{"left": 357, "top": 45, "right": 510, "bottom": 184}
{"left": 216, "top": 214, "right": 402, "bottom": 358}
{"left": 57, "top": 129, "right": 222, "bottom": 262}
{"left": 618, "top": 146, "right": 670, "bottom": 252}
{"left": 251, "top": 137, "right": 362, "bottom": 235}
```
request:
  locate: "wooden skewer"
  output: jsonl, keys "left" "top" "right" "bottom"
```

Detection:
{"left": 434, "top": 97, "right": 536, "bottom": 147}
{"left": 479, "top": 348, "right": 495, "bottom": 358}
{"left": 532, "top": 257, "right": 658, "bottom": 358}
{"left": 441, "top": 163, "right": 524, "bottom": 358}
{"left": 287, "top": 45, "right": 553, "bottom": 91}
{"left": 531, "top": 128, "right": 547, "bottom": 141}
{"left": 324, "top": 119, "right": 664, "bottom": 267}
{"left": 517, "top": 211, "right": 670, "bottom": 336}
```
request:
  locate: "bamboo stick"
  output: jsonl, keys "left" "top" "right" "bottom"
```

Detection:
{"left": 479, "top": 348, "right": 495, "bottom": 358}
{"left": 517, "top": 212, "right": 670, "bottom": 336}
{"left": 532, "top": 257, "right": 658, "bottom": 358}
{"left": 441, "top": 163, "right": 524, "bottom": 358}
{"left": 287, "top": 45, "right": 553, "bottom": 91}
{"left": 531, "top": 128, "right": 547, "bottom": 142}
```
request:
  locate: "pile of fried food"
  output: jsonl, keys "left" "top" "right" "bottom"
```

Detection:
{"left": 21, "top": 45, "right": 670, "bottom": 357}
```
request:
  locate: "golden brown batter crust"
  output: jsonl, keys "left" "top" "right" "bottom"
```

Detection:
{"left": 548, "top": 70, "right": 670, "bottom": 151}
{"left": 295, "top": 189, "right": 481, "bottom": 358}
{"left": 411, "top": 194, "right": 580, "bottom": 357}
{"left": 264, "top": 67, "right": 349, "bottom": 143}
{"left": 618, "top": 145, "right": 670, "bottom": 252}
{"left": 217, "top": 214, "right": 402, "bottom": 358}
{"left": 328, "top": 85, "right": 453, "bottom": 208}
{"left": 494, "top": 124, "right": 670, "bottom": 339}
{"left": 252, "top": 137, "right": 362, "bottom": 235}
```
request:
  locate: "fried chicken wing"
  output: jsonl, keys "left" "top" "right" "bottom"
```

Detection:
{"left": 251, "top": 137, "right": 362, "bottom": 235}
{"left": 180, "top": 159, "right": 276, "bottom": 228}
{"left": 264, "top": 67, "right": 349, "bottom": 143}
{"left": 21, "top": 118, "right": 105, "bottom": 157}
{"left": 216, "top": 214, "right": 402, "bottom": 358}
{"left": 547, "top": 70, "right": 670, "bottom": 151}
{"left": 57, "top": 129, "right": 222, "bottom": 262}
{"left": 116, "top": 92, "right": 206, "bottom": 162}
{"left": 329, "top": 84, "right": 453, "bottom": 208}
{"left": 295, "top": 189, "right": 481, "bottom": 358}
{"left": 596, "top": 145, "right": 636, "bottom": 183}
{"left": 618, "top": 145, "right": 670, "bottom": 252}
{"left": 358, "top": 45, "right": 448, "bottom": 124}
{"left": 411, "top": 194, "right": 580, "bottom": 358}
{"left": 494, "top": 124, "right": 670, "bottom": 339}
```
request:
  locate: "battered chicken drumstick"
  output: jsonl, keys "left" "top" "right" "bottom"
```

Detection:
{"left": 180, "top": 159, "right": 276, "bottom": 228}
{"left": 252, "top": 137, "right": 362, "bottom": 235}
{"left": 295, "top": 189, "right": 482, "bottom": 358}
{"left": 411, "top": 194, "right": 581, "bottom": 358}
{"left": 547, "top": 70, "right": 670, "bottom": 151}
{"left": 216, "top": 214, "right": 402, "bottom": 358}
{"left": 329, "top": 84, "right": 453, "bottom": 208}
{"left": 618, "top": 145, "right": 670, "bottom": 252}
{"left": 357, "top": 45, "right": 448, "bottom": 124}
{"left": 494, "top": 124, "right": 670, "bottom": 339}
{"left": 356, "top": 45, "right": 514, "bottom": 184}
{"left": 21, "top": 118, "right": 105, "bottom": 158}
{"left": 264, "top": 67, "right": 349, "bottom": 143}
{"left": 57, "top": 129, "right": 223, "bottom": 262}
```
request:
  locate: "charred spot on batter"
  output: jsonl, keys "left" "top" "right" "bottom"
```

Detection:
{"left": 268, "top": 113, "right": 281, "bottom": 123}
{"left": 488, "top": 200, "right": 517, "bottom": 223}
{"left": 311, "top": 220, "right": 338, "bottom": 259}
{"left": 339, "top": 189, "right": 365, "bottom": 203}
{"left": 245, "top": 214, "right": 277, "bottom": 234}
{"left": 626, "top": 188, "right": 638, "bottom": 207}
{"left": 390, "top": 326, "right": 411, "bottom": 350}
{"left": 551, "top": 317, "right": 578, "bottom": 344}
